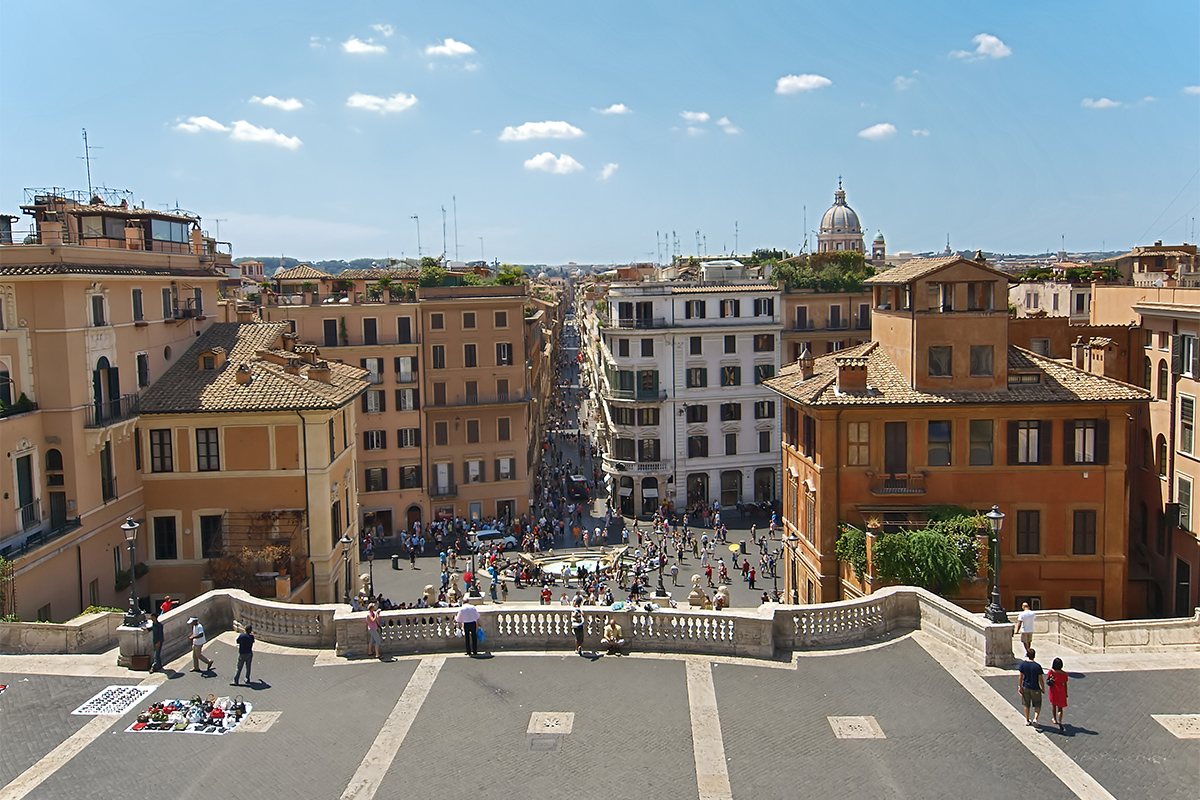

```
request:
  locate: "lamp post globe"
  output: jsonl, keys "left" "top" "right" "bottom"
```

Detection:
{"left": 120, "top": 517, "right": 143, "bottom": 626}
{"left": 984, "top": 505, "right": 1008, "bottom": 623}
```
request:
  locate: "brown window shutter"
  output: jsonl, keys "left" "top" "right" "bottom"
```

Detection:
{"left": 1064, "top": 420, "right": 1076, "bottom": 465}
{"left": 1007, "top": 421, "right": 1019, "bottom": 465}
{"left": 1038, "top": 420, "right": 1053, "bottom": 465}
{"left": 494, "top": 459, "right": 501, "bottom": 480}
{"left": 361, "top": 393, "right": 369, "bottom": 413}
{"left": 1095, "top": 419, "right": 1109, "bottom": 465}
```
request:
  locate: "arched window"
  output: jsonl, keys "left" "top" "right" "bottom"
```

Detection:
{"left": 1144, "top": 357, "right": 1152, "bottom": 389}
{"left": 46, "top": 448, "right": 64, "bottom": 487}
{"left": 1157, "top": 434, "right": 1168, "bottom": 477}
{"left": 1158, "top": 360, "right": 1169, "bottom": 400}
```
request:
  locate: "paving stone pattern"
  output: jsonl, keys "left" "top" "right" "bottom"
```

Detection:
{"left": 713, "top": 639, "right": 1072, "bottom": 799}
{"left": 22, "top": 655, "right": 418, "bottom": 800}
{"left": 380, "top": 655, "right": 694, "bottom": 799}
{"left": 0, "top": 674, "right": 133, "bottom": 787}
{"left": 984, "top": 668, "right": 1199, "bottom": 800}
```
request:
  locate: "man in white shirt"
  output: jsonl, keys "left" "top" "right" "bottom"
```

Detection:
{"left": 455, "top": 602, "right": 481, "bottom": 656}
{"left": 1015, "top": 602, "right": 1036, "bottom": 655}
{"left": 188, "top": 616, "right": 214, "bottom": 673}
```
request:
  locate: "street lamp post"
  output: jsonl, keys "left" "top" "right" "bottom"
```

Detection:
{"left": 984, "top": 505, "right": 1008, "bottom": 623}
{"left": 120, "top": 517, "right": 143, "bottom": 626}
{"left": 784, "top": 533, "right": 800, "bottom": 604}
{"left": 340, "top": 534, "right": 353, "bottom": 604}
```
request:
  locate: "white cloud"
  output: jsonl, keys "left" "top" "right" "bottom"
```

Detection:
{"left": 250, "top": 95, "right": 304, "bottom": 111}
{"left": 775, "top": 74, "right": 832, "bottom": 94}
{"left": 858, "top": 123, "right": 897, "bottom": 141}
{"left": 599, "top": 163, "right": 619, "bottom": 181}
{"left": 463, "top": 62, "right": 480, "bottom": 72}
{"left": 372, "top": 24, "right": 394, "bottom": 37}
{"left": 309, "top": 36, "right": 327, "bottom": 49}
{"left": 342, "top": 36, "right": 386, "bottom": 54}
{"left": 1186, "top": 86, "right": 1200, "bottom": 95}
{"left": 425, "top": 38, "right": 475, "bottom": 57}
{"left": 174, "top": 116, "right": 229, "bottom": 133}
{"left": 912, "top": 128, "right": 931, "bottom": 137}
{"left": 680, "top": 111, "right": 709, "bottom": 123}
{"left": 1081, "top": 97, "right": 1121, "bottom": 109}
{"left": 951, "top": 33, "right": 1011, "bottom": 61}
{"left": 524, "top": 153, "right": 584, "bottom": 175}
{"left": 229, "top": 120, "right": 302, "bottom": 149}
{"left": 346, "top": 92, "right": 418, "bottom": 113}
{"left": 596, "top": 103, "right": 630, "bottom": 115}
{"left": 685, "top": 126, "right": 705, "bottom": 137}
{"left": 893, "top": 75, "right": 917, "bottom": 91}
{"left": 499, "top": 121, "right": 584, "bottom": 141}
{"left": 717, "top": 116, "right": 740, "bottom": 134}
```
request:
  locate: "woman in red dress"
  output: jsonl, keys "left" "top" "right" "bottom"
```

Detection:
{"left": 1047, "top": 656, "right": 1069, "bottom": 731}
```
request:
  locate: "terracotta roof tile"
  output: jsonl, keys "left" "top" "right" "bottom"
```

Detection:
{"left": 864, "top": 256, "right": 1013, "bottom": 285}
{"left": 765, "top": 341, "right": 1149, "bottom": 407}
{"left": 140, "top": 323, "right": 370, "bottom": 414}
{"left": 272, "top": 264, "right": 332, "bottom": 280}
{"left": 0, "top": 262, "right": 219, "bottom": 278}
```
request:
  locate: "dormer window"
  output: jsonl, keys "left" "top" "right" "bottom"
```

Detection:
{"left": 202, "top": 356, "right": 215, "bottom": 370}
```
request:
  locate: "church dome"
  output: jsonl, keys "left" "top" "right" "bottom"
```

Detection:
{"left": 873, "top": 230, "right": 885, "bottom": 242}
{"left": 820, "top": 184, "right": 861, "bottom": 234}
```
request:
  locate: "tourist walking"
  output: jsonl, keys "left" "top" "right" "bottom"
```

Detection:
{"left": 366, "top": 603, "right": 382, "bottom": 659}
{"left": 456, "top": 602, "right": 481, "bottom": 656}
{"left": 233, "top": 624, "right": 255, "bottom": 686}
{"left": 147, "top": 612, "right": 164, "bottom": 672}
{"left": 1047, "top": 657, "right": 1069, "bottom": 731}
{"left": 1015, "top": 601, "right": 1036, "bottom": 655}
{"left": 572, "top": 600, "right": 585, "bottom": 654}
{"left": 1018, "top": 648, "right": 1045, "bottom": 727}
{"left": 187, "top": 616, "right": 214, "bottom": 673}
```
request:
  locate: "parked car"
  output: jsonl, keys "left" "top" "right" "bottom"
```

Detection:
{"left": 470, "top": 529, "right": 519, "bottom": 551}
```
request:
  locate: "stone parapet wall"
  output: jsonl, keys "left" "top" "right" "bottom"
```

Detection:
{"left": 97, "top": 588, "right": 1200, "bottom": 669}
{"left": 1029, "top": 607, "right": 1200, "bottom": 654}
{"left": 0, "top": 611, "right": 123, "bottom": 655}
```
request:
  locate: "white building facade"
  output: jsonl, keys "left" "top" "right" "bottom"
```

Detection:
{"left": 587, "top": 279, "right": 782, "bottom": 517}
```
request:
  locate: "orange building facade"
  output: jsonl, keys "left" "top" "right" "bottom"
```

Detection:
{"left": 766, "top": 256, "right": 1150, "bottom": 619}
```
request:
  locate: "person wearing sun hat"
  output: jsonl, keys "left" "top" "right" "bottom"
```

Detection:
{"left": 188, "top": 616, "right": 214, "bottom": 673}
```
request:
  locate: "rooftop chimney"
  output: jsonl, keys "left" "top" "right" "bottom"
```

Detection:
{"left": 1071, "top": 336, "right": 1087, "bottom": 369}
{"left": 234, "top": 364, "right": 253, "bottom": 384}
{"left": 307, "top": 361, "right": 332, "bottom": 383}
{"left": 798, "top": 345, "right": 815, "bottom": 380}
{"left": 835, "top": 356, "right": 869, "bottom": 393}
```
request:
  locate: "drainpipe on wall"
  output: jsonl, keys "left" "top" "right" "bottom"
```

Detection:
{"left": 294, "top": 410, "right": 312, "bottom": 591}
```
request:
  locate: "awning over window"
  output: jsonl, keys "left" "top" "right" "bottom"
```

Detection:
{"left": 642, "top": 488, "right": 659, "bottom": 498}
{"left": 619, "top": 486, "right": 634, "bottom": 496}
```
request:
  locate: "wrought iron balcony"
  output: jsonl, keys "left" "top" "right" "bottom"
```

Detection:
{"left": 86, "top": 393, "right": 140, "bottom": 428}
{"left": 868, "top": 472, "right": 927, "bottom": 495}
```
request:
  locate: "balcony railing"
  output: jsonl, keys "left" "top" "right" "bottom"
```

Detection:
{"left": 430, "top": 483, "right": 457, "bottom": 499}
{"left": 19, "top": 499, "right": 40, "bottom": 531}
{"left": 604, "top": 457, "right": 666, "bottom": 473}
{"left": 615, "top": 317, "right": 666, "bottom": 329}
{"left": 868, "top": 472, "right": 927, "bottom": 495}
{"left": 608, "top": 389, "right": 668, "bottom": 401}
{"left": 790, "top": 321, "right": 816, "bottom": 331}
{"left": 86, "top": 393, "right": 140, "bottom": 428}
{"left": 454, "top": 390, "right": 532, "bottom": 406}
{"left": 825, "top": 320, "right": 849, "bottom": 330}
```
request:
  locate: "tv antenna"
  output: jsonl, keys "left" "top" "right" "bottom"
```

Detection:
{"left": 79, "top": 128, "right": 101, "bottom": 196}
{"left": 213, "top": 219, "right": 228, "bottom": 240}
{"left": 411, "top": 215, "right": 422, "bottom": 258}
{"left": 453, "top": 196, "right": 460, "bottom": 261}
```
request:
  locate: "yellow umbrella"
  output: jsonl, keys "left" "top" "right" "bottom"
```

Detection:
{"left": 728, "top": 543, "right": 740, "bottom": 554}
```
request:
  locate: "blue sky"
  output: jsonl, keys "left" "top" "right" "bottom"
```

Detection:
{"left": 2, "top": 1, "right": 1198, "bottom": 264}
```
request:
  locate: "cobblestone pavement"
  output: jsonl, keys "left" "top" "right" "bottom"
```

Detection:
{"left": 5, "top": 632, "right": 1195, "bottom": 800}
{"left": 984, "top": 667, "right": 1199, "bottom": 800}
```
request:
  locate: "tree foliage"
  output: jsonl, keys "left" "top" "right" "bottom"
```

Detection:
{"left": 838, "top": 512, "right": 983, "bottom": 594}
{"left": 417, "top": 264, "right": 446, "bottom": 287}
{"left": 774, "top": 250, "right": 874, "bottom": 293}
{"left": 496, "top": 264, "right": 525, "bottom": 285}
{"left": 834, "top": 524, "right": 868, "bottom": 581}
